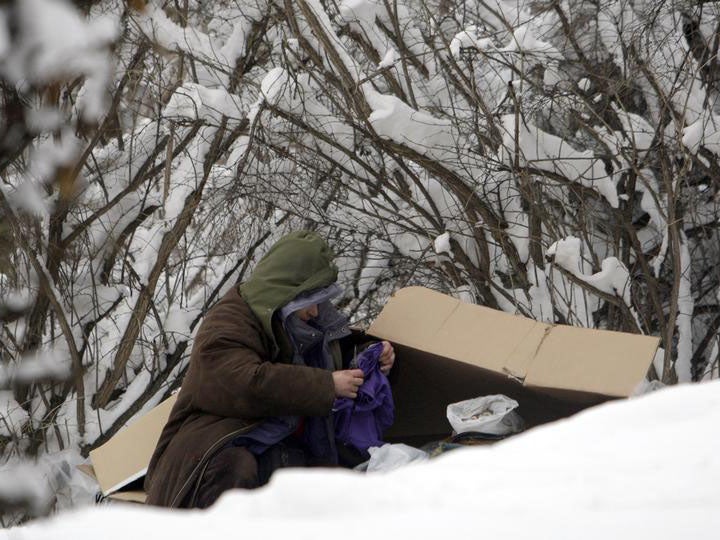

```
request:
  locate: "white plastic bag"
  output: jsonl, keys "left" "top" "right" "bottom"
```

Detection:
{"left": 446, "top": 394, "right": 525, "bottom": 436}
{"left": 356, "top": 443, "right": 429, "bottom": 473}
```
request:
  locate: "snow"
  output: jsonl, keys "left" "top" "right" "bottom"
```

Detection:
{"left": 546, "top": 236, "right": 585, "bottom": 273}
{"left": 26, "top": 107, "right": 65, "bottom": 133}
{"left": 635, "top": 169, "right": 665, "bottom": 250}
{"left": 393, "top": 232, "right": 428, "bottom": 259}
{"left": 433, "top": 232, "right": 451, "bottom": 255}
{"left": 683, "top": 114, "right": 720, "bottom": 156}
{"left": 378, "top": 48, "right": 396, "bottom": 69}
{"left": 547, "top": 237, "right": 632, "bottom": 303}
{"left": 164, "top": 84, "right": 240, "bottom": 123}
{"left": 260, "top": 67, "right": 290, "bottom": 105}
{"left": 10, "top": 380, "right": 720, "bottom": 538}
{"left": 498, "top": 177, "right": 530, "bottom": 263}
{"left": 597, "top": 0, "right": 636, "bottom": 70}
{"left": 0, "top": 287, "right": 33, "bottom": 314}
{"left": 135, "top": 2, "right": 229, "bottom": 86}
{"left": 0, "top": 461, "right": 53, "bottom": 518}
{"left": 613, "top": 106, "right": 656, "bottom": 157}
{"left": 218, "top": 4, "right": 266, "bottom": 65}
{"left": 300, "top": 0, "right": 365, "bottom": 83}
{"left": 0, "top": 391, "right": 30, "bottom": 438}
{"left": 356, "top": 239, "right": 391, "bottom": 298}
{"left": 365, "top": 89, "right": 456, "bottom": 163}
{"left": 0, "top": 176, "right": 50, "bottom": 218}
{"left": 0, "top": 349, "right": 71, "bottom": 386}
{"left": 526, "top": 263, "right": 554, "bottom": 323}
{"left": 2, "top": 0, "right": 118, "bottom": 120}
{"left": 30, "top": 129, "right": 82, "bottom": 183}
{"left": 449, "top": 26, "right": 493, "bottom": 59}
{"left": 164, "top": 307, "right": 200, "bottom": 354}
{"left": 578, "top": 78, "right": 591, "bottom": 91}
{"left": 502, "top": 24, "right": 563, "bottom": 60}
{"left": 500, "top": 115, "right": 619, "bottom": 208}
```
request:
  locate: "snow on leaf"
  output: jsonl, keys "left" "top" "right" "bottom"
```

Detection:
{"left": 2, "top": 0, "right": 118, "bottom": 120}
{"left": 378, "top": 48, "right": 396, "bottom": 69}
{"left": 500, "top": 115, "right": 619, "bottom": 208}
{"left": 261, "top": 67, "right": 291, "bottom": 105}
{"left": 433, "top": 232, "right": 451, "bottom": 255}
{"left": 682, "top": 113, "right": 720, "bottom": 155}
{"left": 164, "top": 83, "right": 247, "bottom": 124}
{"left": 0, "top": 349, "right": 71, "bottom": 387}
{"left": 365, "top": 88, "right": 456, "bottom": 163}
{"left": 0, "top": 391, "right": 30, "bottom": 437}
{"left": 449, "top": 26, "right": 493, "bottom": 59}
{"left": 0, "top": 461, "right": 53, "bottom": 517}
{"left": 548, "top": 237, "right": 633, "bottom": 304}
{"left": 546, "top": 236, "right": 586, "bottom": 274}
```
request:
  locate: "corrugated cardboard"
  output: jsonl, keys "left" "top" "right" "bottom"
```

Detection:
{"left": 368, "top": 286, "right": 659, "bottom": 443}
{"left": 88, "top": 286, "right": 659, "bottom": 501}
{"left": 88, "top": 394, "right": 177, "bottom": 499}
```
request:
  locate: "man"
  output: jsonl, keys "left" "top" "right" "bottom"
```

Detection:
{"left": 144, "top": 231, "right": 395, "bottom": 508}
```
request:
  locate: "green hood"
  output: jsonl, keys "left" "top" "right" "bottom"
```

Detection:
{"left": 239, "top": 230, "right": 338, "bottom": 351}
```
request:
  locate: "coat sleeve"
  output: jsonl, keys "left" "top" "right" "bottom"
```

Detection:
{"left": 184, "top": 297, "right": 336, "bottom": 419}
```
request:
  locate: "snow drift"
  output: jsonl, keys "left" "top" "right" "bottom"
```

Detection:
{"left": 7, "top": 380, "right": 720, "bottom": 539}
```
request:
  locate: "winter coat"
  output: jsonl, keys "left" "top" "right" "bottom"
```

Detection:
{"left": 144, "top": 231, "right": 341, "bottom": 507}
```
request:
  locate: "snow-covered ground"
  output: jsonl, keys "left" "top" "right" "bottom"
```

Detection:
{"left": 5, "top": 380, "right": 720, "bottom": 539}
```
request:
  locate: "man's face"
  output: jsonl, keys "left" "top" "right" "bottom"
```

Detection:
{"left": 295, "top": 304, "right": 319, "bottom": 322}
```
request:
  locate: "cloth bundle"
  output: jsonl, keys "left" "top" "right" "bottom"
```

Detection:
{"left": 333, "top": 342, "right": 394, "bottom": 452}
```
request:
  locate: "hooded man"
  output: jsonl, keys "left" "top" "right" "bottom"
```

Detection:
{"left": 144, "top": 231, "right": 394, "bottom": 508}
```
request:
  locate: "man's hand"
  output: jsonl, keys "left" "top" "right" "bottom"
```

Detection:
{"left": 333, "top": 369, "right": 364, "bottom": 399}
{"left": 379, "top": 341, "right": 395, "bottom": 375}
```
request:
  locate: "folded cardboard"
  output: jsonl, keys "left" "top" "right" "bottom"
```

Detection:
{"left": 368, "top": 286, "right": 659, "bottom": 444}
{"left": 86, "top": 394, "right": 177, "bottom": 502}
{"left": 87, "top": 285, "right": 659, "bottom": 501}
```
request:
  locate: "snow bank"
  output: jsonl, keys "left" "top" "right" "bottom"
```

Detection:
{"left": 10, "top": 380, "right": 720, "bottom": 539}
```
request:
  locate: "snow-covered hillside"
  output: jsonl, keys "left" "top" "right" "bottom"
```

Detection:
{"left": 7, "top": 380, "right": 720, "bottom": 540}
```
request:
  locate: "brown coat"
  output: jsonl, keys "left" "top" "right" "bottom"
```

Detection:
{"left": 144, "top": 287, "right": 335, "bottom": 507}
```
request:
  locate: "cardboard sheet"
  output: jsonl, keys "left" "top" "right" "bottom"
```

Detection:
{"left": 370, "top": 286, "right": 542, "bottom": 375}
{"left": 370, "top": 286, "right": 659, "bottom": 442}
{"left": 89, "top": 394, "right": 177, "bottom": 496}
{"left": 526, "top": 325, "right": 659, "bottom": 396}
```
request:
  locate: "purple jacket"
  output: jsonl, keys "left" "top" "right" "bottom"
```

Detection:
{"left": 333, "top": 342, "right": 394, "bottom": 452}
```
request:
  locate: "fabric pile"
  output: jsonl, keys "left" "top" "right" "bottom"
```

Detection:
{"left": 333, "top": 342, "right": 394, "bottom": 453}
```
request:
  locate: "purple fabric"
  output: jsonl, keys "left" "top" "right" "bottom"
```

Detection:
{"left": 333, "top": 342, "right": 394, "bottom": 452}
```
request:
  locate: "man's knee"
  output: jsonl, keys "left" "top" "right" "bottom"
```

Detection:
{"left": 192, "top": 446, "right": 259, "bottom": 508}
